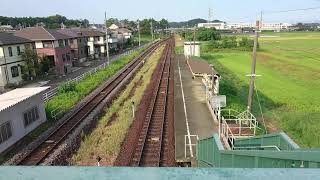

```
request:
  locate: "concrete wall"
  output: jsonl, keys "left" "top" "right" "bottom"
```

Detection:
{"left": 184, "top": 44, "right": 200, "bottom": 57}
{"left": 0, "top": 93, "right": 47, "bottom": 153}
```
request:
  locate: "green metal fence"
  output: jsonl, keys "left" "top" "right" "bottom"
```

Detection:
{"left": 197, "top": 132, "right": 320, "bottom": 168}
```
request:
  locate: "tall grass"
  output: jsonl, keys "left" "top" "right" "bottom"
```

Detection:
{"left": 46, "top": 48, "right": 146, "bottom": 120}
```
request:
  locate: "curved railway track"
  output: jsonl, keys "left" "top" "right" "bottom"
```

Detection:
{"left": 130, "top": 38, "right": 174, "bottom": 167}
{"left": 17, "top": 40, "right": 165, "bottom": 165}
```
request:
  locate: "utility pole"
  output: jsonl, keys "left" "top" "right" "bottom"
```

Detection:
{"left": 193, "top": 25, "right": 196, "bottom": 56}
{"left": 104, "top": 12, "right": 110, "bottom": 66}
{"left": 137, "top": 20, "right": 141, "bottom": 47}
{"left": 150, "top": 21, "right": 154, "bottom": 41}
{"left": 247, "top": 11, "right": 262, "bottom": 112}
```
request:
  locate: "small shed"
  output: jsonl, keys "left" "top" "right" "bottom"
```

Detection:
{"left": 184, "top": 41, "right": 200, "bottom": 58}
{"left": 0, "top": 87, "right": 49, "bottom": 153}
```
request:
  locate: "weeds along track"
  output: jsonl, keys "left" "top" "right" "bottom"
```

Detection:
{"left": 129, "top": 38, "right": 175, "bottom": 167}
{"left": 16, "top": 40, "right": 166, "bottom": 166}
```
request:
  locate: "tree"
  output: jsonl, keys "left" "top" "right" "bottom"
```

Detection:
{"left": 159, "top": 19, "right": 169, "bottom": 30}
{"left": 21, "top": 49, "right": 39, "bottom": 80}
{"left": 106, "top": 18, "right": 119, "bottom": 27}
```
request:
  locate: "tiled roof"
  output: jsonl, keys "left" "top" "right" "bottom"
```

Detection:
{"left": 15, "top": 27, "right": 72, "bottom": 41}
{"left": 0, "top": 32, "right": 32, "bottom": 45}
{"left": 57, "top": 29, "right": 83, "bottom": 38}
{"left": 0, "top": 87, "right": 50, "bottom": 113}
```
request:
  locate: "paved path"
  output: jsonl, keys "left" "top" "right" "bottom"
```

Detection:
{"left": 174, "top": 54, "right": 218, "bottom": 161}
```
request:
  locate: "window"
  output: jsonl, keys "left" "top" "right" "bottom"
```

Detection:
{"left": 66, "top": 53, "right": 70, "bottom": 61}
{"left": 11, "top": 66, "right": 19, "bottom": 78}
{"left": 23, "top": 106, "right": 39, "bottom": 127}
{"left": 0, "top": 122, "right": 12, "bottom": 144}
{"left": 62, "top": 54, "right": 66, "bottom": 62}
{"left": 17, "top": 46, "right": 21, "bottom": 55}
{"left": 43, "top": 41, "right": 53, "bottom": 48}
{"left": 58, "top": 40, "right": 64, "bottom": 47}
{"left": 65, "top": 39, "right": 69, "bottom": 46}
{"left": 79, "top": 38, "right": 82, "bottom": 43}
{"left": 8, "top": 47, "right": 13, "bottom": 57}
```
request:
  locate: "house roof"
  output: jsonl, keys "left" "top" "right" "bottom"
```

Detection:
{"left": 109, "top": 24, "right": 119, "bottom": 30}
{"left": 0, "top": 87, "right": 50, "bottom": 113}
{"left": 15, "top": 27, "right": 72, "bottom": 41}
{"left": 57, "top": 29, "right": 84, "bottom": 38}
{"left": 118, "top": 28, "right": 132, "bottom": 34}
{"left": 188, "top": 59, "right": 219, "bottom": 76}
{"left": 77, "top": 28, "right": 105, "bottom": 37}
{"left": 0, "top": 32, "right": 32, "bottom": 45}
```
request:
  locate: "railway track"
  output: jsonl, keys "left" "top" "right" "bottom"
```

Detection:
{"left": 130, "top": 38, "right": 174, "bottom": 167}
{"left": 16, "top": 40, "right": 165, "bottom": 166}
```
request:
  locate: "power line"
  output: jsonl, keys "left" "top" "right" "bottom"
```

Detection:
{"left": 264, "top": 6, "right": 320, "bottom": 14}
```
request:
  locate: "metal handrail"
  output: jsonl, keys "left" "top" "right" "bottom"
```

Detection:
{"left": 233, "top": 145, "right": 281, "bottom": 151}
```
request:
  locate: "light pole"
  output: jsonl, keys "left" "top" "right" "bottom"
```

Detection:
{"left": 104, "top": 11, "right": 110, "bottom": 66}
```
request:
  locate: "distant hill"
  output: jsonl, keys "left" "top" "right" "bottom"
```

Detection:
{"left": 169, "top": 18, "right": 224, "bottom": 28}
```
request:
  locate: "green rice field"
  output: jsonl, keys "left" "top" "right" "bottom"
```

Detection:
{"left": 201, "top": 32, "right": 320, "bottom": 147}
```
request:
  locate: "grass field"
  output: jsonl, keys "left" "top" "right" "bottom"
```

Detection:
{"left": 201, "top": 31, "right": 320, "bottom": 147}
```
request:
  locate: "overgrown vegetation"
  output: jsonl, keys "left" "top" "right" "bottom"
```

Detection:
{"left": 21, "top": 49, "right": 55, "bottom": 80}
{"left": 72, "top": 46, "right": 164, "bottom": 165}
{"left": 45, "top": 48, "right": 146, "bottom": 120}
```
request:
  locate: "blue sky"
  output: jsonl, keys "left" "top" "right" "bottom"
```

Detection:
{"left": 1, "top": 0, "right": 320, "bottom": 23}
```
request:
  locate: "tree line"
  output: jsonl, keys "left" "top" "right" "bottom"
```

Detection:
{"left": 106, "top": 18, "right": 169, "bottom": 35}
{"left": 0, "top": 15, "right": 90, "bottom": 29}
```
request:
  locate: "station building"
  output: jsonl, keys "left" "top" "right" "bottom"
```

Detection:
{"left": 0, "top": 87, "right": 49, "bottom": 153}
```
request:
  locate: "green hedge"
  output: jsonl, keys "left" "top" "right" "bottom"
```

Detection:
{"left": 45, "top": 48, "right": 145, "bottom": 120}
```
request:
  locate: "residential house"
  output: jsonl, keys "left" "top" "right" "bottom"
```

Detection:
{"left": 78, "top": 29, "right": 106, "bottom": 59}
{"left": 109, "top": 24, "right": 132, "bottom": 50}
{"left": 0, "top": 33, "right": 33, "bottom": 88}
{"left": 15, "top": 27, "right": 73, "bottom": 75}
{"left": 57, "top": 29, "right": 88, "bottom": 64}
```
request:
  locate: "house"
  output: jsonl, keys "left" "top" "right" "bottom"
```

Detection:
{"left": 109, "top": 24, "right": 132, "bottom": 50}
{"left": 57, "top": 29, "right": 88, "bottom": 64}
{"left": 15, "top": 27, "right": 73, "bottom": 75}
{"left": 0, "top": 33, "right": 34, "bottom": 88}
{"left": 0, "top": 87, "right": 49, "bottom": 154}
{"left": 77, "top": 29, "right": 106, "bottom": 59}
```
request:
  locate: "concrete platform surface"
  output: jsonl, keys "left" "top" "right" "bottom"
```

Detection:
{"left": 174, "top": 55, "right": 218, "bottom": 161}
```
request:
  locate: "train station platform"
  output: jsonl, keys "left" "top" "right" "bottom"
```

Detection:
{"left": 174, "top": 55, "right": 218, "bottom": 162}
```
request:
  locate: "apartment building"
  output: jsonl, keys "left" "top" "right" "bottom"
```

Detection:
{"left": 0, "top": 33, "right": 33, "bottom": 88}
{"left": 15, "top": 27, "right": 73, "bottom": 75}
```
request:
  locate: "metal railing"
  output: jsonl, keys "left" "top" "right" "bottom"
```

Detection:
{"left": 43, "top": 43, "right": 151, "bottom": 102}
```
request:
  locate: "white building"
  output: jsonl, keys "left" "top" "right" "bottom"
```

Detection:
{"left": 184, "top": 41, "right": 200, "bottom": 58}
{"left": 0, "top": 33, "right": 34, "bottom": 89}
{"left": 227, "top": 22, "right": 292, "bottom": 31}
{"left": 0, "top": 87, "right": 49, "bottom": 153}
{"left": 198, "top": 22, "right": 227, "bottom": 30}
